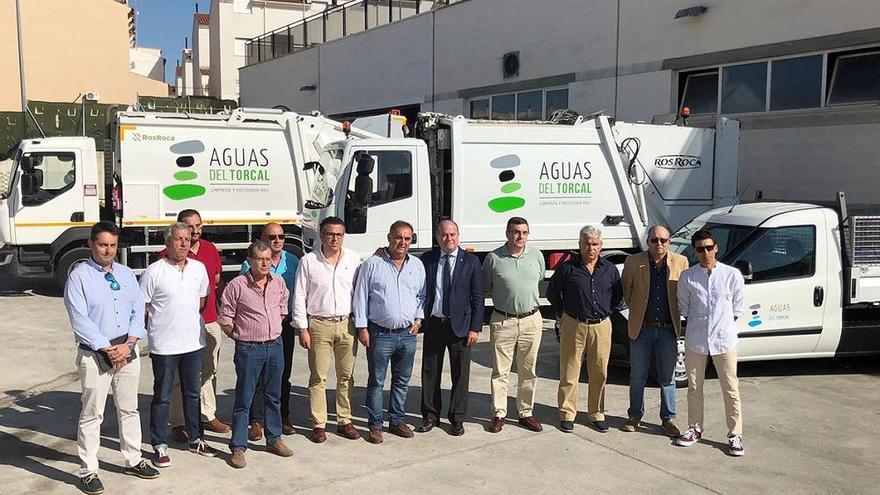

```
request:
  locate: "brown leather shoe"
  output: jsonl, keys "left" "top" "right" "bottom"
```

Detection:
{"left": 518, "top": 416, "right": 543, "bottom": 432}
{"left": 488, "top": 417, "right": 504, "bottom": 433}
{"left": 171, "top": 425, "right": 189, "bottom": 443}
{"left": 368, "top": 427, "right": 383, "bottom": 444}
{"left": 337, "top": 423, "right": 360, "bottom": 440}
{"left": 450, "top": 421, "right": 465, "bottom": 436}
{"left": 282, "top": 421, "right": 295, "bottom": 436}
{"left": 661, "top": 420, "right": 681, "bottom": 437}
{"left": 203, "top": 417, "right": 231, "bottom": 433}
{"left": 388, "top": 422, "right": 413, "bottom": 438}
{"left": 248, "top": 420, "right": 263, "bottom": 441}
{"left": 622, "top": 418, "right": 640, "bottom": 432}
{"left": 267, "top": 439, "right": 294, "bottom": 457}
{"left": 417, "top": 418, "right": 438, "bottom": 433}
{"left": 229, "top": 448, "right": 247, "bottom": 469}
{"left": 311, "top": 427, "right": 326, "bottom": 443}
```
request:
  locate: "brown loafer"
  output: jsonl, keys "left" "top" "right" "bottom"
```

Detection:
{"left": 248, "top": 420, "right": 263, "bottom": 441}
{"left": 518, "top": 416, "right": 543, "bottom": 432}
{"left": 368, "top": 427, "right": 383, "bottom": 444}
{"left": 337, "top": 423, "right": 360, "bottom": 440}
{"left": 229, "top": 448, "right": 247, "bottom": 469}
{"left": 267, "top": 439, "right": 293, "bottom": 457}
{"left": 282, "top": 421, "right": 295, "bottom": 436}
{"left": 388, "top": 422, "right": 414, "bottom": 438}
{"left": 488, "top": 417, "right": 504, "bottom": 433}
{"left": 622, "top": 417, "right": 640, "bottom": 432}
{"left": 661, "top": 420, "right": 681, "bottom": 437}
{"left": 203, "top": 417, "right": 231, "bottom": 434}
{"left": 450, "top": 421, "right": 465, "bottom": 436}
{"left": 171, "top": 425, "right": 189, "bottom": 443}
{"left": 311, "top": 427, "right": 326, "bottom": 443}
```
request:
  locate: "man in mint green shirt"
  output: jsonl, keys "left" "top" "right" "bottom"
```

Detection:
{"left": 482, "top": 217, "right": 546, "bottom": 434}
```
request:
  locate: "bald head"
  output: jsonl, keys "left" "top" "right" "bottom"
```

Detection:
{"left": 261, "top": 222, "right": 285, "bottom": 256}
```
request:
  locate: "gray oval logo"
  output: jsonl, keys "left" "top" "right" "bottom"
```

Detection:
{"left": 170, "top": 140, "right": 206, "bottom": 154}
{"left": 490, "top": 154, "right": 521, "bottom": 169}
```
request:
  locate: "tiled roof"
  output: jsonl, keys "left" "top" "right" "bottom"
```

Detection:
{"left": 195, "top": 13, "right": 210, "bottom": 25}
{"left": 200, "top": 68, "right": 210, "bottom": 75}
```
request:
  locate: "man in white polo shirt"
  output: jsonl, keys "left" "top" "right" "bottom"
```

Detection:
{"left": 141, "top": 222, "right": 216, "bottom": 468}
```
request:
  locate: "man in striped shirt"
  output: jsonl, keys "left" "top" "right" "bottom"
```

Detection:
{"left": 218, "top": 241, "right": 293, "bottom": 468}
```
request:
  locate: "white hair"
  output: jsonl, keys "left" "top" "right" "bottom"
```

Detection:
{"left": 579, "top": 225, "right": 602, "bottom": 240}
{"left": 164, "top": 222, "right": 191, "bottom": 246}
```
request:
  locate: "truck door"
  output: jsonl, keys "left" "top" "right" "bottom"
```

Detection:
{"left": 342, "top": 147, "right": 424, "bottom": 254}
{"left": 731, "top": 218, "right": 826, "bottom": 358}
{"left": 13, "top": 150, "right": 85, "bottom": 245}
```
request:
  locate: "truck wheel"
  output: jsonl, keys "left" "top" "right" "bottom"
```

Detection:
{"left": 284, "top": 242, "right": 305, "bottom": 258}
{"left": 674, "top": 337, "right": 688, "bottom": 387}
{"left": 54, "top": 247, "right": 92, "bottom": 289}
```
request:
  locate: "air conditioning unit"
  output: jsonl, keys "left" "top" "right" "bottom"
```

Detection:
{"left": 85, "top": 92, "right": 101, "bottom": 102}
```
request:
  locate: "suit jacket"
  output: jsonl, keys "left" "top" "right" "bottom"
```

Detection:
{"left": 621, "top": 250, "right": 689, "bottom": 339}
{"left": 420, "top": 248, "right": 484, "bottom": 338}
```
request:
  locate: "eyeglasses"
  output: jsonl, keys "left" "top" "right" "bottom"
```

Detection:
{"left": 104, "top": 272, "right": 121, "bottom": 291}
{"left": 266, "top": 235, "right": 285, "bottom": 241}
{"left": 694, "top": 244, "right": 716, "bottom": 253}
{"left": 649, "top": 237, "right": 669, "bottom": 245}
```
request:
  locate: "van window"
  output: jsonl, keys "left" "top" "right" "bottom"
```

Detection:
{"left": 735, "top": 225, "right": 816, "bottom": 282}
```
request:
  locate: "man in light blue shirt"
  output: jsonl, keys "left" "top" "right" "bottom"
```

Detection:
{"left": 240, "top": 222, "right": 300, "bottom": 437}
{"left": 64, "top": 221, "right": 158, "bottom": 494}
{"left": 353, "top": 220, "right": 426, "bottom": 444}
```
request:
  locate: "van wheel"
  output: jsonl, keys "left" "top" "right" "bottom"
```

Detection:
{"left": 54, "top": 247, "right": 92, "bottom": 289}
{"left": 674, "top": 337, "right": 688, "bottom": 387}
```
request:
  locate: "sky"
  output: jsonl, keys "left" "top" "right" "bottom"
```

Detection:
{"left": 131, "top": 0, "right": 201, "bottom": 84}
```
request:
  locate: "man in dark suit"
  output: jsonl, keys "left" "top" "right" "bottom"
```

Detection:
{"left": 417, "top": 218, "right": 484, "bottom": 436}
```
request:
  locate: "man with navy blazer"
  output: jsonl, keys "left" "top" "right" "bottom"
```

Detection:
{"left": 417, "top": 218, "right": 484, "bottom": 436}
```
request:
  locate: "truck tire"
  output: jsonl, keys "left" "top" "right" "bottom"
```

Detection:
{"left": 54, "top": 247, "right": 92, "bottom": 289}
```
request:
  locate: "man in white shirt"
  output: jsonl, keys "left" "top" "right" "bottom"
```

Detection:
{"left": 293, "top": 216, "right": 361, "bottom": 443}
{"left": 141, "top": 222, "right": 216, "bottom": 467}
{"left": 675, "top": 229, "right": 746, "bottom": 456}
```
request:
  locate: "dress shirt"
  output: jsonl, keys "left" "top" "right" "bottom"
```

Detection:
{"left": 431, "top": 247, "right": 458, "bottom": 318}
{"left": 482, "top": 245, "right": 545, "bottom": 314}
{"left": 218, "top": 271, "right": 289, "bottom": 342}
{"left": 677, "top": 262, "right": 745, "bottom": 356}
{"left": 291, "top": 247, "right": 360, "bottom": 330}
{"left": 241, "top": 250, "right": 299, "bottom": 315}
{"left": 64, "top": 258, "right": 146, "bottom": 350}
{"left": 352, "top": 250, "right": 426, "bottom": 329}
{"left": 547, "top": 255, "right": 622, "bottom": 321}
{"left": 643, "top": 257, "right": 672, "bottom": 323}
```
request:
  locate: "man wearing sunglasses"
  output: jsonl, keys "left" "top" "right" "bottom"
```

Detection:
{"left": 621, "top": 225, "right": 688, "bottom": 437}
{"left": 240, "top": 223, "right": 299, "bottom": 438}
{"left": 64, "top": 221, "right": 159, "bottom": 495}
{"left": 675, "top": 229, "right": 745, "bottom": 456}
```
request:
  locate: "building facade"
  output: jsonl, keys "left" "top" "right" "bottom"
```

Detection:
{"left": 0, "top": 0, "right": 168, "bottom": 111}
{"left": 239, "top": 0, "right": 880, "bottom": 206}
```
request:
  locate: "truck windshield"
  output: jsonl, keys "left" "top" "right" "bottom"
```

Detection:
{"left": 669, "top": 218, "right": 756, "bottom": 265}
{"left": 0, "top": 147, "right": 19, "bottom": 199}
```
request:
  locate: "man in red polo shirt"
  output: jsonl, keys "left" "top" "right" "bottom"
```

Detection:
{"left": 163, "top": 209, "right": 230, "bottom": 439}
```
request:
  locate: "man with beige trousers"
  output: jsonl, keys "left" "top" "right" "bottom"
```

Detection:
{"left": 293, "top": 216, "right": 362, "bottom": 443}
{"left": 621, "top": 225, "right": 688, "bottom": 437}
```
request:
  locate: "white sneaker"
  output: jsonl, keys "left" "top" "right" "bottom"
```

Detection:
{"left": 675, "top": 427, "right": 702, "bottom": 447}
{"left": 728, "top": 435, "right": 745, "bottom": 456}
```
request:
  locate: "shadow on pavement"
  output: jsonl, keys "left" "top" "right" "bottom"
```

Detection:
{"left": 0, "top": 275, "right": 62, "bottom": 298}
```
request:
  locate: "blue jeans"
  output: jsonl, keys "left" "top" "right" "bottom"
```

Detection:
{"left": 365, "top": 323, "right": 417, "bottom": 428}
{"left": 150, "top": 349, "right": 203, "bottom": 448}
{"left": 230, "top": 338, "right": 283, "bottom": 451}
{"left": 628, "top": 325, "right": 677, "bottom": 421}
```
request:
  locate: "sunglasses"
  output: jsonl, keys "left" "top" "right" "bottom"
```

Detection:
{"left": 104, "top": 272, "right": 121, "bottom": 291}
{"left": 266, "top": 235, "right": 285, "bottom": 241}
{"left": 694, "top": 244, "right": 717, "bottom": 253}
{"left": 649, "top": 237, "right": 669, "bottom": 244}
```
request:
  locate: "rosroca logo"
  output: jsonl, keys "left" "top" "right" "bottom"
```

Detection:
{"left": 654, "top": 154, "right": 702, "bottom": 169}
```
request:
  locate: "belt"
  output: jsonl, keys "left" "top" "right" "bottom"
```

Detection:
{"left": 235, "top": 336, "right": 280, "bottom": 344}
{"left": 643, "top": 320, "right": 673, "bottom": 327}
{"left": 368, "top": 321, "right": 410, "bottom": 334}
{"left": 495, "top": 307, "right": 540, "bottom": 319}
{"left": 567, "top": 313, "right": 607, "bottom": 325}
{"left": 311, "top": 315, "right": 350, "bottom": 322}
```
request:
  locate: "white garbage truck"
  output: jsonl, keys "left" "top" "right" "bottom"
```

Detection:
{"left": 611, "top": 192, "right": 880, "bottom": 383}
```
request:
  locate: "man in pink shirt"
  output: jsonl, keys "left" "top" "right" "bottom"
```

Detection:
{"left": 218, "top": 241, "right": 293, "bottom": 468}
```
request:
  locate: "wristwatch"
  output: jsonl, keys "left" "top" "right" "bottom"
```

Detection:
{"left": 127, "top": 341, "right": 137, "bottom": 354}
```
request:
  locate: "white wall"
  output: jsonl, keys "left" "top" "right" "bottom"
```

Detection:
{"left": 129, "top": 47, "right": 164, "bottom": 82}
{"left": 193, "top": 21, "right": 211, "bottom": 96}
{"left": 239, "top": 46, "right": 319, "bottom": 112}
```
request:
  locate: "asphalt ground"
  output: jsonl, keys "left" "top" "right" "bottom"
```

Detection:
{"left": 1, "top": 274, "right": 879, "bottom": 494}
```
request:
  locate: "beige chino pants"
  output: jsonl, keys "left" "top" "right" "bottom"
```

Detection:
{"left": 171, "top": 321, "right": 224, "bottom": 425}
{"left": 76, "top": 347, "right": 143, "bottom": 477}
{"left": 557, "top": 314, "right": 611, "bottom": 422}
{"left": 307, "top": 317, "right": 358, "bottom": 428}
{"left": 685, "top": 348, "right": 743, "bottom": 437}
{"left": 489, "top": 311, "right": 543, "bottom": 418}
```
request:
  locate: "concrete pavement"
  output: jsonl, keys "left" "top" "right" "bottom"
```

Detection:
{"left": 1, "top": 274, "right": 879, "bottom": 494}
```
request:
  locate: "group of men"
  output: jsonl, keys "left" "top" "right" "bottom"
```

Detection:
{"left": 65, "top": 211, "right": 746, "bottom": 495}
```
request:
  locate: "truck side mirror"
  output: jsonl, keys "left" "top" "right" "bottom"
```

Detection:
{"left": 734, "top": 260, "right": 753, "bottom": 281}
{"left": 19, "top": 155, "right": 34, "bottom": 172}
{"left": 303, "top": 161, "right": 325, "bottom": 175}
{"left": 353, "top": 154, "right": 375, "bottom": 206}
{"left": 20, "top": 173, "right": 39, "bottom": 196}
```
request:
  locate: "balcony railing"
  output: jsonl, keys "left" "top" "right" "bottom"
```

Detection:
{"left": 245, "top": 0, "right": 466, "bottom": 66}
